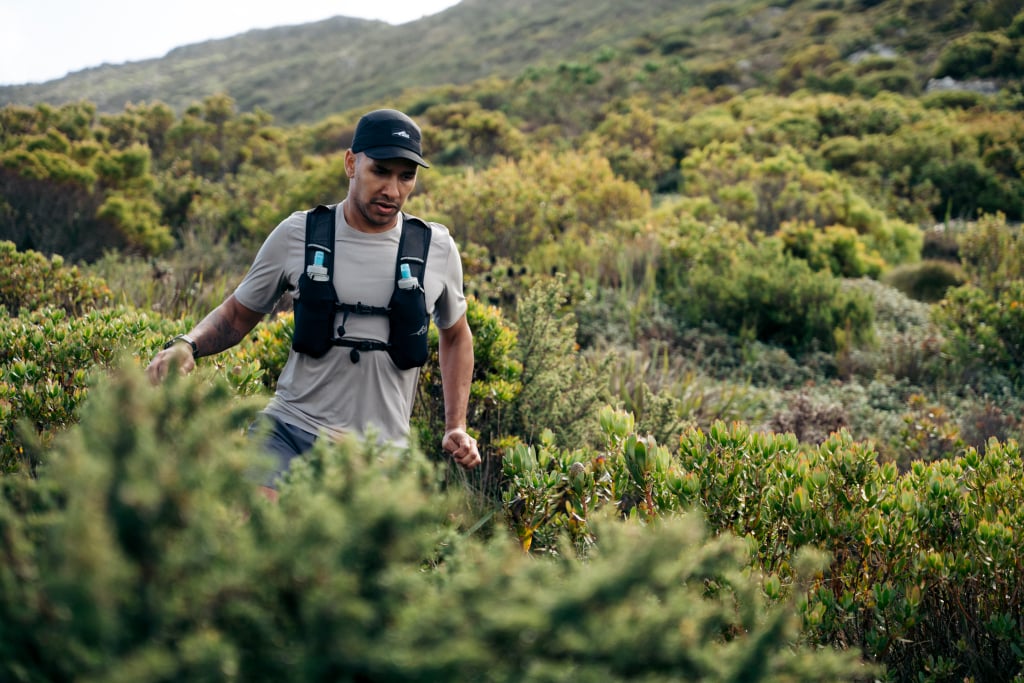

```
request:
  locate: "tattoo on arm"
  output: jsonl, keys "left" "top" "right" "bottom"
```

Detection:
{"left": 202, "top": 317, "right": 244, "bottom": 355}
{"left": 192, "top": 299, "right": 262, "bottom": 357}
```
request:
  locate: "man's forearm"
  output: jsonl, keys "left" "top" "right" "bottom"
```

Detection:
{"left": 189, "top": 295, "right": 265, "bottom": 358}
{"left": 439, "top": 316, "right": 474, "bottom": 431}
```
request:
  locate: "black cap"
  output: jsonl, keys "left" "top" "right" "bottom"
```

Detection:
{"left": 351, "top": 109, "right": 429, "bottom": 168}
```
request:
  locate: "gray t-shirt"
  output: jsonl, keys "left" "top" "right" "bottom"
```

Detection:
{"left": 233, "top": 201, "right": 468, "bottom": 445}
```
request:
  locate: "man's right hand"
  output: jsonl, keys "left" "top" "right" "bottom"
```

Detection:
{"left": 144, "top": 296, "right": 265, "bottom": 385}
{"left": 146, "top": 341, "right": 196, "bottom": 384}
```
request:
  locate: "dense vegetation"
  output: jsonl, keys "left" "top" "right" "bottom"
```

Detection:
{"left": 3, "top": 0, "right": 1024, "bottom": 679}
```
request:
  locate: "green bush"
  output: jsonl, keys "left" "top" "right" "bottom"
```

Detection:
{"left": 410, "top": 149, "right": 649, "bottom": 264}
{"left": 0, "top": 306, "right": 181, "bottom": 472}
{"left": 934, "top": 281, "right": 1024, "bottom": 389}
{"left": 679, "top": 142, "right": 922, "bottom": 266}
{"left": 933, "top": 215, "right": 1024, "bottom": 390}
{"left": 924, "top": 157, "right": 1024, "bottom": 221}
{"left": 956, "top": 213, "right": 1024, "bottom": 295}
{"left": 658, "top": 229, "right": 875, "bottom": 354}
{"left": 503, "top": 414, "right": 1024, "bottom": 681}
{"left": 882, "top": 259, "right": 966, "bottom": 302}
{"left": 0, "top": 241, "right": 112, "bottom": 316}
{"left": 779, "top": 221, "right": 886, "bottom": 278}
{"left": 418, "top": 101, "right": 527, "bottom": 167}
{"left": 842, "top": 277, "right": 946, "bottom": 387}
{"left": 921, "top": 89, "right": 991, "bottom": 110}
{"left": 413, "top": 296, "right": 523, "bottom": 474}
{"left": 934, "top": 31, "right": 1021, "bottom": 79}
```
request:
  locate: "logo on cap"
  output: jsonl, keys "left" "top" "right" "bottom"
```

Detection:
{"left": 393, "top": 129, "right": 411, "bottom": 139}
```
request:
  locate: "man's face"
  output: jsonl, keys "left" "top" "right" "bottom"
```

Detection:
{"left": 345, "top": 151, "right": 419, "bottom": 232}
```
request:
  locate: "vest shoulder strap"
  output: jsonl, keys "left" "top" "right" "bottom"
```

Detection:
{"left": 396, "top": 213, "right": 432, "bottom": 283}
{"left": 304, "top": 203, "right": 337, "bottom": 280}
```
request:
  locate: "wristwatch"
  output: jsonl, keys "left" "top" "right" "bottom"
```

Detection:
{"left": 164, "top": 333, "right": 198, "bottom": 359}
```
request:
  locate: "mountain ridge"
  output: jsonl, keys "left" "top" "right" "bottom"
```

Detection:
{"left": 0, "top": 0, "right": 1012, "bottom": 125}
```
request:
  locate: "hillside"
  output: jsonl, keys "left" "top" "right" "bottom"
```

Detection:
{"left": 1, "top": 0, "right": 1014, "bottom": 125}
{"left": 5, "top": 3, "right": 1024, "bottom": 676}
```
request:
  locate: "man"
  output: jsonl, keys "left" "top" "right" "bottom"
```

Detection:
{"left": 147, "top": 109, "right": 480, "bottom": 494}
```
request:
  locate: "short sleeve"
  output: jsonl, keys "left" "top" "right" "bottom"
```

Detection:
{"left": 432, "top": 232, "right": 468, "bottom": 330}
{"left": 233, "top": 211, "right": 304, "bottom": 314}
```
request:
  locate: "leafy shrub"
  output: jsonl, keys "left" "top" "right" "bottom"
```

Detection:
{"left": 693, "top": 59, "right": 742, "bottom": 89}
{"left": 419, "top": 100, "right": 527, "bottom": 167}
{"left": 679, "top": 142, "right": 922, "bottom": 266}
{"left": 85, "top": 248, "right": 243, "bottom": 321}
{"left": 779, "top": 221, "right": 886, "bottom": 278}
{"left": 586, "top": 97, "right": 686, "bottom": 191}
{"left": 658, "top": 229, "right": 875, "bottom": 355}
{"left": 958, "top": 397, "right": 1024, "bottom": 454}
{"left": 931, "top": 216, "right": 1024, "bottom": 389}
{"left": 901, "top": 0, "right": 962, "bottom": 23}
{"left": 842, "top": 277, "right": 946, "bottom": 386}
{"left": 0, "top": 305, "right": 180, "bottom": 472}
{"left": 854, "top": 66, "right": 920, "bottom": 97}
{"left": 934, "top": 31, "right": 1021, "bottom": 79}
{"left": 507, "top": 276, "right": 611, "bottom": 448}
{"left": 0, "top": 123, "right": 176, "bottom": 260}
{"left": 95, "top": 192, "right": 174, "bottom": 255}
{"left": 934, "top": 281, "right": 1024, "bottom": 389}
{"left": 919, "top": 222, "right": 962, "bottom": 261}
{"left": 776, "top": 44, "right": 842, "bottom": 92}
{"left": 956, "top": 213, "right": 1024, "bottom": 295}
{"left": 921, "top": 89, "right": 991, "bottom": 110}
{"left": 411, "top": 149, "right": 649, "bottom": 264}
{"left": 605, "top": 346, "right": 767, "bottom": 446}
{"left": 924, "top": 157, "right": 1024, "bottom": 221}
{"left": 503, "top": 414, "right": 1024, "bottom": 681}
{"left": 889, "top": 393, "right": 967, "bottom": 468}
{"left": 0, "top": 241, "right": 112, "bottom": 316}
{"left": 882, "top": 259, "right": 966, "bottom": 302}
{"left": 575, "top": 282, "right": 680, "bottom": 349}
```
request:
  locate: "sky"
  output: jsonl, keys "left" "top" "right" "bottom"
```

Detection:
{"left": 0, "top": 0, "right": 464, "bottom": 86}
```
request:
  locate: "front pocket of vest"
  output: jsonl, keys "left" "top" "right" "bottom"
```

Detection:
{"left": 292, "top": 275, "right": 336, "bottom": 358}
{"left": 387, "top": 286, "right": 429, "bottom": 370}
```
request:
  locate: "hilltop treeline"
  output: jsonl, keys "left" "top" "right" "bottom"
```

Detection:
{"left": 2, "top": 0, "right": 1023, "bottom": 124}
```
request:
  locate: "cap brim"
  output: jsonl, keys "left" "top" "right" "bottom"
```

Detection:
{"left": 363, "top": 146, "right": 430, "bottom": 168}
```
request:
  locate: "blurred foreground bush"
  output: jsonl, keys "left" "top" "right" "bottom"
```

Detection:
{"left": 0, "top": 363, "right": 867, "bottom": 682}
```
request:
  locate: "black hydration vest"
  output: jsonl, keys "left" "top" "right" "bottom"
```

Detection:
{"left": 291, "top": 204, "right": 432, "bottom": 369}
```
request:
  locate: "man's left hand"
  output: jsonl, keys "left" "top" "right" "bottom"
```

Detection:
{"left": 443, "top": 428, "right": 481, "bottom": 469}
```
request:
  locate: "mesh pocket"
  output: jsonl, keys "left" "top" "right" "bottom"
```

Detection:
{"left": 292, "top": 275, "right": 337, "bottom": 358}
{"left": 387, "top": 285, "right": 429, "bottom": 370}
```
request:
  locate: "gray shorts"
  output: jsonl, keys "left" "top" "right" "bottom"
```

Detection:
{"left": 250, "top": 414, "right": 318, "bottom": 488}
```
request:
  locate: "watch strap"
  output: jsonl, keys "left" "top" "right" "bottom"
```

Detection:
{"left": 164, "top": 334, "right": 198, "bottom": 359}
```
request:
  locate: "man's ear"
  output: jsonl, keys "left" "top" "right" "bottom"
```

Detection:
{"left": 344, "top": 149, "right": 356, "bottom": 178}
